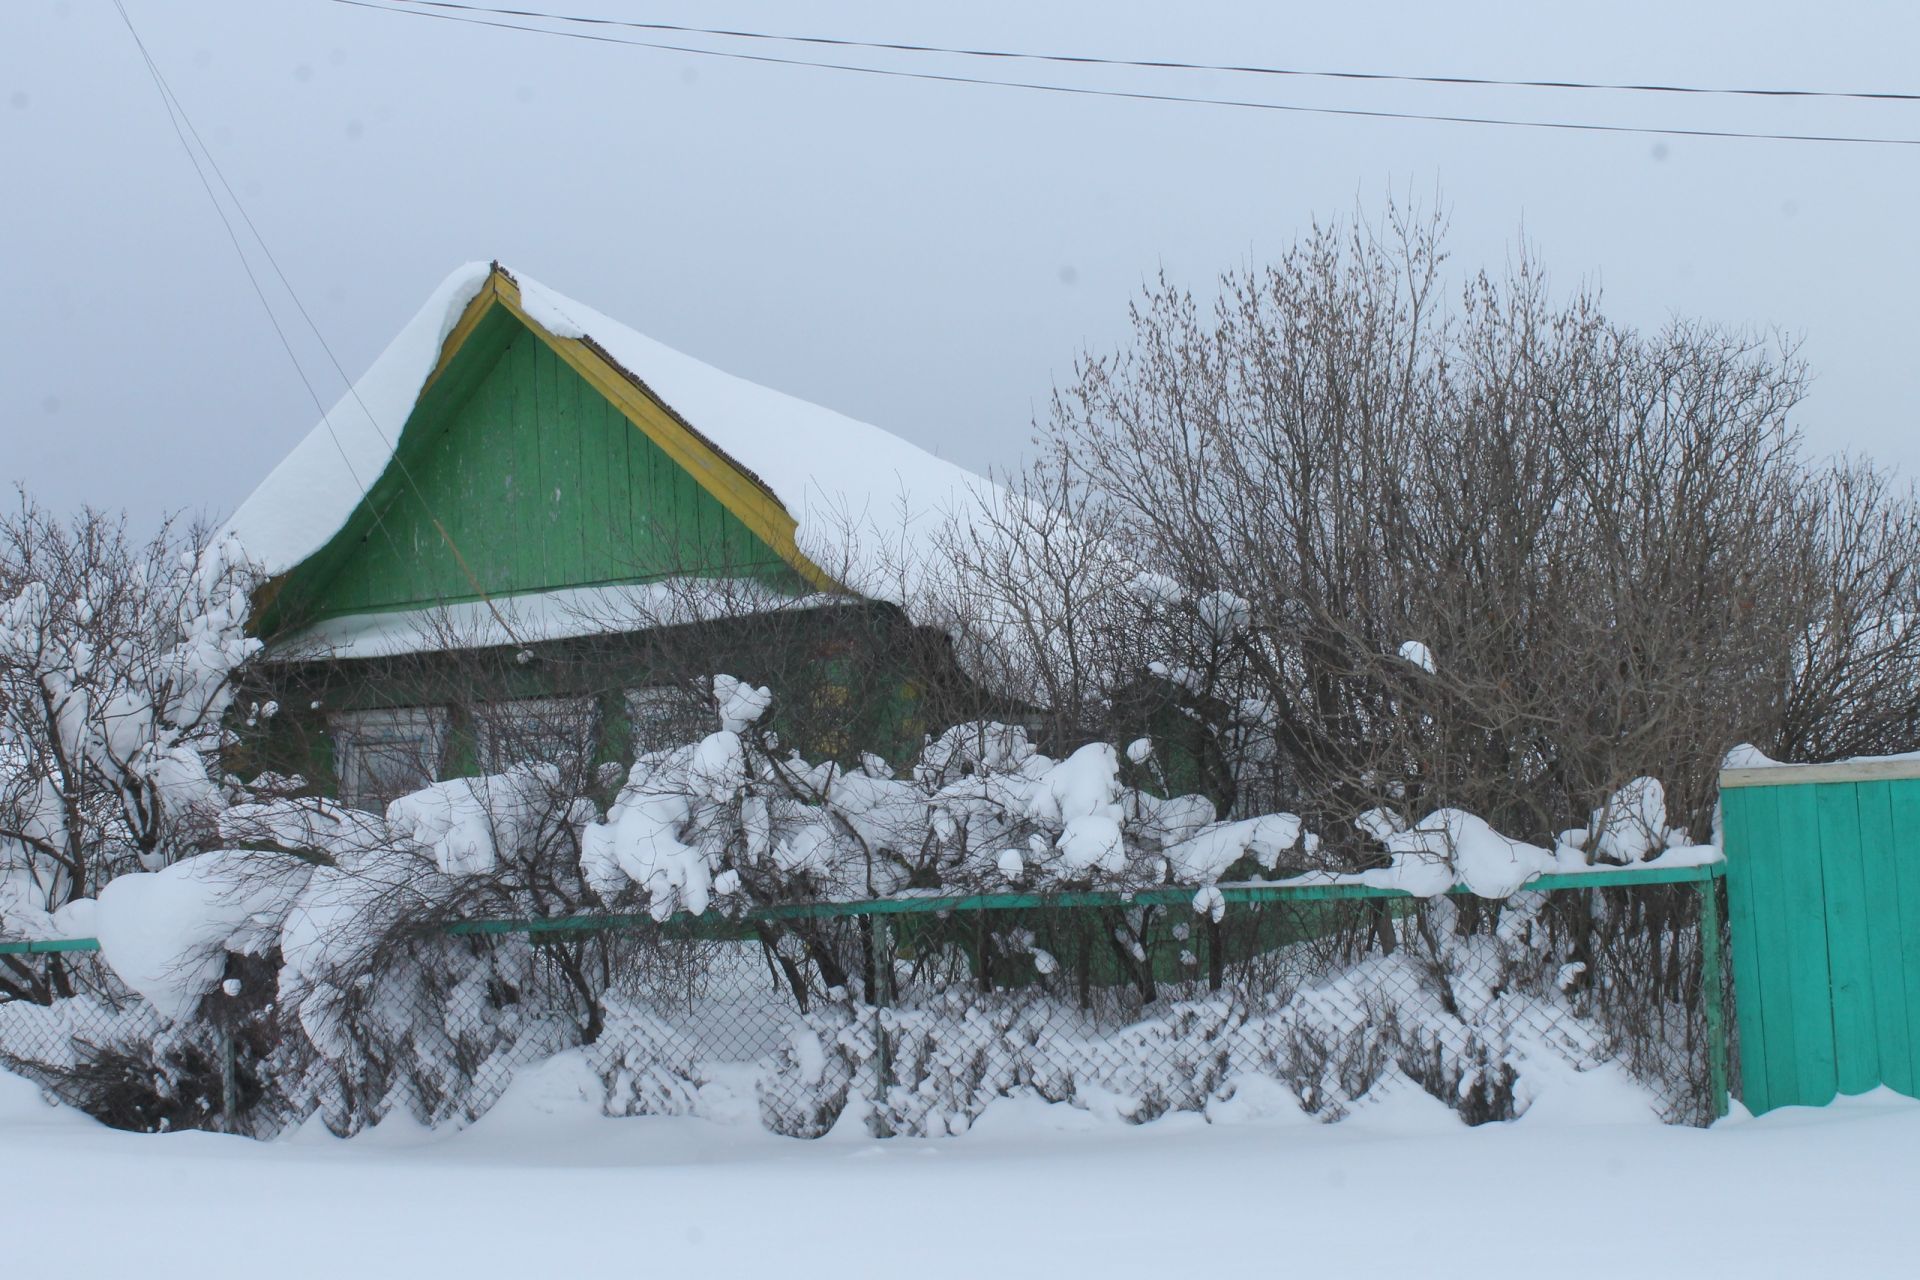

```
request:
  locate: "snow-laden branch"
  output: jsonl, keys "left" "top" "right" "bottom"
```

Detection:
{"left": 1, "top": 511, "right": 262, "bottom": 952}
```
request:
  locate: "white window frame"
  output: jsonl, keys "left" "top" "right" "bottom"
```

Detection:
{"left": 474, "top": 695, "right": 599, "bottom": 773}
{"left": 332, "top": 707, "right": 450, "bottom": 812}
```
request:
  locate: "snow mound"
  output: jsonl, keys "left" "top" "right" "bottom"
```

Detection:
{"left": 387, "top": 765, "right": 594, "bottom": 877}
{"left": 1382, "top": 809, "right": 1555, "bottom": 898}
{"left": 1586, "top": 776, "right": 1670, "bottom": 864}
{"left": 92, "top": 850, "right": 313, "bottom": 1022}
{"left": 0, "top": 1068, "right": 84, "bottom": 1127}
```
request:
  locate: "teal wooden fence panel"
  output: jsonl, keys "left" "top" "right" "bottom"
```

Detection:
{"left": 1721, "top": 760, "right": 1920, "bottom": 1114}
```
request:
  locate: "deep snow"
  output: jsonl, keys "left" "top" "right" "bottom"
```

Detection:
{"left": 2, "top": 1064, "right": 1915, "bottom": 1279}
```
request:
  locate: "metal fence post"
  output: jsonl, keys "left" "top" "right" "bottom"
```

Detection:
{"left": 868, "top": 912, "right": 891, "bottom": 1135}
{"left": 217, "top": 1020, "right": 239, "bottom": 1134}
{"left": 1699, "top": 874, "right": 1730, "bottom": 1121}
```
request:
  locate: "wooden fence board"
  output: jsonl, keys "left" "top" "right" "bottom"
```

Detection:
{"left": 1773, "top": 784, "right": 1839, "bottom": 1104}
{"left": 1815, "top": 784, "right": 1879, "bottom": 1094}
{"left": 1743, "top": 784, "right": 1807, "bottom": 1108}
{"left": 1888, "top": 782, "right": 1920, "bottom": 1102}
{"left": 1853, "top": 781, "right": 1913, "bottom": 1095}
{"left": 1720, "top": 786, "right": 1773, "bottom": 1111}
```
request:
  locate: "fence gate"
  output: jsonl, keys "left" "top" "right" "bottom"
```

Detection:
{"left": 1720, "top": 757, "right": 1920, "bottom": 1114}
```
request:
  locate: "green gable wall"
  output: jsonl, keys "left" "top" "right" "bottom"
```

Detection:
{"left": 271, "top": 309, "right": 804, "bottom": 630}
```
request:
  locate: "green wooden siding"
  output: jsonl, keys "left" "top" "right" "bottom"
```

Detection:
{"left": 287, "top": 313, "right": 799, "bottom": 625}
{"left": 1722, "top": 772, "right": 1920, "bottom": 1114}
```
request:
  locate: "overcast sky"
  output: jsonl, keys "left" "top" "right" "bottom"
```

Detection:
{"left": 4, "top": 0, "right": 1916, "bottom": 533}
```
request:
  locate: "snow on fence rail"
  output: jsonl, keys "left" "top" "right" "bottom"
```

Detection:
{"left": 0, "top": 862, "right": 1730, "bottom": 1137}
{"left": 443, "top": 858, "right": 1727, "bottom": 932}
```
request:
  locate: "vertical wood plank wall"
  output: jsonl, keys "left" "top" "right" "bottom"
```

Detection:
{"left": 1721, "top": 766, "right": 1920, "bottom": 1114}
{"left": 307, "top": 326, "right": 790, "bottom": 620}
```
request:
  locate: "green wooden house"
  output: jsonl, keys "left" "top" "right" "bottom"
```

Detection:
{"left": 223, "top": 262, "right": 998, "bottom": 809}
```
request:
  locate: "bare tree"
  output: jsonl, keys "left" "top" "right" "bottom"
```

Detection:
{"left": 933, "top": 202, "right": 1920, "bottom": 860}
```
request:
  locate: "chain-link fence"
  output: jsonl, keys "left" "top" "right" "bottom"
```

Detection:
{"left": 0, "top": 867, "right": 1729, "bottom": 1137}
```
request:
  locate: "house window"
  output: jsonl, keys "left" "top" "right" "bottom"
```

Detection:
{"left": 332, "top": 707, "right": 449, "bottom": 812}
{"left": 474, "top": 696, "right": 599, "bottom": 773}
{"left": 804, "top": 681, "right": 853, "bottom": 761}
{"left": 625, "top": 686, "right": 708, "bottom": 756}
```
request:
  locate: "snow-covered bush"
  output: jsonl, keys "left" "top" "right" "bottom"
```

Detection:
{"left": 731, "top": 895, "right": 1657, "bottom": 1138}
{"left": 758, "top": 999, "right": 868, "bottom": 1137}
{"left": 3, "top": 657, "right": 1725, "bottom": 1135}
{"left": 589, "top": 996, "right": 703, "bottom": 1118}
{"left": 0, "top": 502, "right": 260, "bottom": 999}
{"left": 580, "top": 678, "right": 1298, "bottom": 918}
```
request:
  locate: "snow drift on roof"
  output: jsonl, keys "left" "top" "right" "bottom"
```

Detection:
{"left": 221, "top": 263, "right": 998, "bottom": 610}
{"left": 224, "top": 262, "right": 494, "bottom": 581}
{"left": 268, "top": 580, "right": 849, "bottom": 661}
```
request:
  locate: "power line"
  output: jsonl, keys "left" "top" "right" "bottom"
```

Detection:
{"left": 109, "top": 0, "right": 383, "bottom": 534}
{"left": 386, "top": 0, "right": 1920, "bottom": 105}
{"left": 329, "top": 0, "right": 1920, "bottom": 148}
{"left": 111, "top": 0, "right": 527, "bottom": 645}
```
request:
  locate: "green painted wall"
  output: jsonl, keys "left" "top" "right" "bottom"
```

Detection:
{"left": 283, "top": 311, "right": 801, "bottom": 626}
{"left": 1722, "top": 774, "right": 1920, "bottom": 1114}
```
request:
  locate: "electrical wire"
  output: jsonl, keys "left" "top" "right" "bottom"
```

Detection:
{"left": 110, "top": 0, "right": 383, "bottom": 536}
{"left": 113, "top": 0, "right": 529, "bottom": 646}
{"left": 384, "top": 0, "right": 1920, "bottom": 105}
{"left": 330, "top": 0, "right": 1920, "bottom": 147}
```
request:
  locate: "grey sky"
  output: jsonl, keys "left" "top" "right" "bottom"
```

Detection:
{"left": 4, "top": 0, "right": 1916, "bottom": 533}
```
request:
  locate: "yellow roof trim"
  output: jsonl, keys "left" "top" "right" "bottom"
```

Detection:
{"left": 420, "top": 269, "right": 844, "bottom": 594}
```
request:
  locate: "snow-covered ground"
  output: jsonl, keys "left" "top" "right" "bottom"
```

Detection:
{"left": 3, "top": 1063, "right": 1916, "bottom": 1278}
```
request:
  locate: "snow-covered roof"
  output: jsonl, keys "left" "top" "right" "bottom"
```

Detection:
{"left": 223, "top": 262, "right": 997, "bottom": 609}
{"left": 269, "top": 580, "right": 851, "bottom": 662}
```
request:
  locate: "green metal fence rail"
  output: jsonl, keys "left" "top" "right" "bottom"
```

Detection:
{"left": 0, "top": 937, "right": 102, "bottom": 955}
{"left": 0, "top": 861, "right": 1725, "bottom": 952}
{"left": 443, "top": 861, "right": 1726, "bottom": 933}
